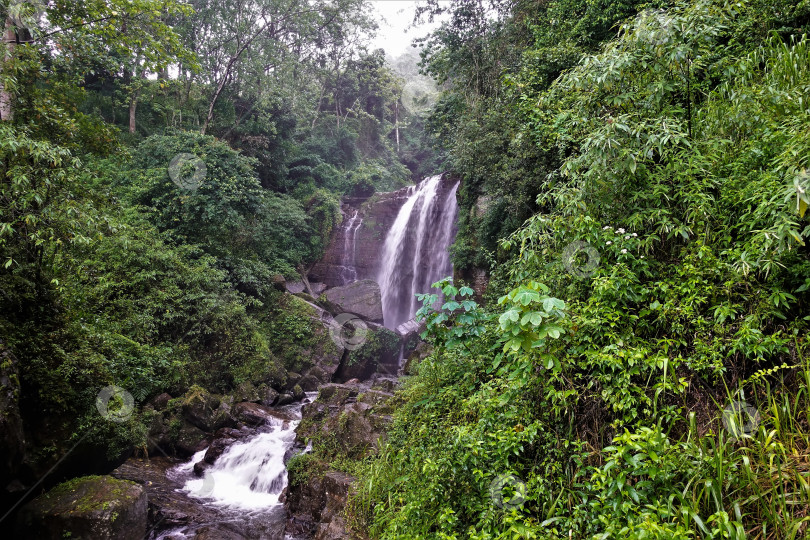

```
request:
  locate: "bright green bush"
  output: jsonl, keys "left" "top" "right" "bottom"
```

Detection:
{"left": 112, "top": 131, "right": 317, "bottom": 283}
{"left": 347, "top": 1, "right": 810, "bottom": 538}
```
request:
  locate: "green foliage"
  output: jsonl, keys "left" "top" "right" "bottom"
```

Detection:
{"left": 416, "top": 277, "right": 489, "bottom": 351}
{"left": 112, "top": 131, "right": 316, "bottom": 283}
{"left": 286, "top": 452, "right": 326, "bottom": 488}
{"left": 349, "top": 1, "right": 810, "bottom": 539}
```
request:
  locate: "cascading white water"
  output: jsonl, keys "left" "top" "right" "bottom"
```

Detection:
{"left": 172, "top": 416, "right": 295, "bottom": 509}
{"left": 169, "top": 395, "right": 315, "bottom": 512}
{"left": 377, "top": 175, "right": 460, "bottom": 329}
{"left": 340, "top": 209, "right": 362, "bottom": 284}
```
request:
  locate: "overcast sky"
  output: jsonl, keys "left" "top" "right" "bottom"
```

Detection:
{"left": 369, "top": 1, "right": 448, "bottom": 57}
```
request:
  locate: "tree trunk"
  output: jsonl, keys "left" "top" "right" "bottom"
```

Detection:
{"left": 202, "top": 74, "right": 228, "bottom": 135}
{"left": 128, "top": 58, "right": 146, "bottom": 134}
{"left": 395, "top": 101, "right": 400, "bottom": 153}
{"left": 0, "top": 18, "right": 15, "bottom": 122}
{"left": 128, "top": 95, "right": 137, "bottom": 133}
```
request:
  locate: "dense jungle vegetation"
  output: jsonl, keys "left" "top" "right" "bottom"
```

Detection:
{"left": 0, "top": 0, "right": 435, "bottom": 507}
{"left": 3, "top": 0, "right": 810, "bottom": 538}
{"left": 342, "top": 0, "right": 810, "bottom": 538}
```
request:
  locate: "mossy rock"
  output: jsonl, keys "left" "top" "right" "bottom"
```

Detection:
{"left": 264, "top": 295, "right": 341, "bottom": 381}
{"left": 335, "top": 324, "right": 401, "bottom": 382}
{"left": 16, "top": 475, "right": 146, "bottom": 539}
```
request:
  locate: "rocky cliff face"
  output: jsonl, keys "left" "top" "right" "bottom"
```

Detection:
{"left": 308, "top": 176, "right": 459, "bottom": 290}
{"left": 309, "top": 191, "right": 410, "bottom": 287}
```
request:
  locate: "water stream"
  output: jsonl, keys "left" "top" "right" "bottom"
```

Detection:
{"left": 161, "top": 395, "right": 316, "bottom": 538}
{"left": 340, "top": 209, "right": 362, "bottom": 284}
{"left": 172, "top": 420, "right": 294, "bottom": 509}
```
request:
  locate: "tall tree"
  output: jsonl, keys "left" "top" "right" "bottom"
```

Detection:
{"left": 175, "top": 0, "right": 373, "bottom": 134}
{"left": 0, "top": 16, "right": 14, "bottom": 122}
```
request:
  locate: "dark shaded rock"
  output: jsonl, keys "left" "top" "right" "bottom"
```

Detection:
{"left": 285, "top": 372, "right": 302, "bottom": 390}
{"left": 175, "top": 423, "right": 209, "bottom": 456}
{"left": 292, "top": 384, "right": 305, "bottom": 401}
{"left": 271, "top": 274, "right": 286, "bottom": 292}
{"left": 261, "top": 386, "right": 280, "bottom": 406}
{"left": 297, "top": 383, "right": 390, "bottom": 458}
{"left": 456, "top": 266, "right": 489, "bottom": 302}
{"left": 335, "top": 323, "right": 402, "bottom": 382}
{"left": 316, "top": 515, "right": 351, "bottom": 540}
{"left": 232, "top": 402, "right": 287, "bottom": 427}
{"left": 279, "top": 296, "right": 343, "bottom": 385}
{"left": 276, "top": 393, "right": 295, "bottom": 407}
{"left": 181, "top": 387, "right": 234, "bottom": 433}
{"left": 285, "top": 470, "right": 354, "bottom": 539}
{"left": 316, "top": 383, "right": 359, "bottom": 405}
{"left": 358, "top": 390, "right": 396, "bottom": 414}
{"left": 297, "top": 373, "right": 320, "bottom": 392}
{"left": 321, "top": 280, "right": 384, "bottom": 323}
{"left": 192, "top": 460, "right": 210, "bottom": 477}
{"left": 151, "top": 392, "right": 172, "bottom": 411}
{"left": 234, "top": 382, "right": 260, "bottom": 403}
{"left": 203, "top": 434, "right": 237, "bottom": 465}
{"left": 16, "top": 475, "right": 146, "bottom": 540}
{"left": 193, "top": 523, "right": 250, "bottom": 539}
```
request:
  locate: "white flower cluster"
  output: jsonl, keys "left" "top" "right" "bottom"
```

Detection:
{"left": 603, "top": 226, "right": 639, "bottom": 254}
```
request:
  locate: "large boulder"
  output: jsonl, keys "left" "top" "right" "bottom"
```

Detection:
{"left": 146, "top": 387, "right": 236, "bottom": 457}
{"left": 334, "top": 323, "right": 401, "bottom": 382}
{"left": 285, "top": 471, "right": 354, "bottom": 540}
{"left": 286, "top": 383, "right": 400, "bottom": 538}
{"left": 272, "top": 296, "right": 343, "bottom": 388}
{"left": 297, "top": 383, "right": 394, "bottom": 458}
{"left": 321, "top": 280, "right": 384, "bottom": 324}
{"left": 16, "top": 475, "right": 147, "bottom": 539}
{"left": 181, "top": 386, "right": 235, "bottom": 432}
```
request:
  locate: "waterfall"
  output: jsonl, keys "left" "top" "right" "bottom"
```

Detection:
{"left": 377, "top": 175, "right": 460, "bottom": 329}
{"left": 340, "top": 209, "right": 362, "bottom": 284}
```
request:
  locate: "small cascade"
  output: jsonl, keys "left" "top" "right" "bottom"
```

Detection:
{"left": 377, "top": 175, "right": 460, "bottom": 329}
{"left": 169, "top": 396, "right": 315, "bottom": 512}
{"left": 340, "top": 209, "right": 362, "bottom": 284}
